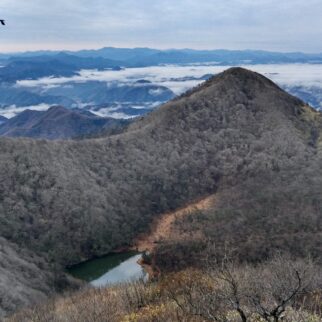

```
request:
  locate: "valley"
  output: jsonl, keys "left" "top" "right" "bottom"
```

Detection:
{"left": 3, "top": 0, "right": 322, "bottom": 319}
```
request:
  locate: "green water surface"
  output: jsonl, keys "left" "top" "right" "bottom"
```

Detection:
{"left": 67, "top": 251, "right": 141, "bottom": 283}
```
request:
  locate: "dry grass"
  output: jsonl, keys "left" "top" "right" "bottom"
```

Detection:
{"left": 7, "top": 261, "right": 322, "bottom": 322}
{"left": 132, "top": 195, "right": 215, "bottom": 253}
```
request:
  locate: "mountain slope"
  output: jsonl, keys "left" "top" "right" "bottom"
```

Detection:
{"left": 0, "top": 68, "right": 321, "bottom": 317}
{"left": 0, "top": 106, "right": 128, "bottom": 139}
{"left": 0, "top": 60, "right": 76, "bottom": 83}
{"left": 43, "top": 81, "right": 175, "bottom": 105}
{"left": 0, "top": 115, "right": 7, "bottom": 124}
{"left": 0, "top": 238, "right": 54, "bottom": 318}
{"left": 1, "top": 67, "right": 320, "bottom": 261}
{"left": 0, "top": 54, "right": 122, "bottom": 83}
{"left": 0, "top": 85, "right": 76, "bottom": 107}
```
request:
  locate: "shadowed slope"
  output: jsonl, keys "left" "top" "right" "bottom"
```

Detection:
{"left": 0, "top": 106, "right": 127, "bottom": 139}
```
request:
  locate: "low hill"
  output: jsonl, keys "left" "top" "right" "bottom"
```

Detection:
{"left": 0, "top": 68, "right": 321, "bottom": 317}
{"left": 0, "top": 106, "right": 128, "bottom": 139}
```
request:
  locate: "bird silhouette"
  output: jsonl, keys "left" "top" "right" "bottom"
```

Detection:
{"left": 0, "top": 20, "right": 5, "bottom": 25}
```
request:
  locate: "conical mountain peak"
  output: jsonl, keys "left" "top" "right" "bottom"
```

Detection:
{"left": 197, "top": 67, "right": 284, "bottom": 95}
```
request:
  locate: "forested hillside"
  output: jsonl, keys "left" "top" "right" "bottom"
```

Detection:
{"left": 0, "top": 106, "right": 128, "bottom": 139}
{"left": 1, "top": 68, "right": 322, "bottom": 317}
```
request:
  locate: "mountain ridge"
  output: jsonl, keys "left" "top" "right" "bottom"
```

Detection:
{"left": 3, "top": 48, "right": 322, "bottom": 64}
{"left": 0, "top": 67, "right": 321, "bottom": 317}
{"left": 0, "top": 106, "right": 129, "bottom": 139}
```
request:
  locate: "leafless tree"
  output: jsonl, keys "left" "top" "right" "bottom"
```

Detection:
{"left": 245, "top": 255, "right": 318, "bottom": 322}
{"left": 170, "top": 254, "right": 320, "bottom": 322}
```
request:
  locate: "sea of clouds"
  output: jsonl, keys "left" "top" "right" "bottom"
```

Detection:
{"left": 16, "top": 63, "right": 322, "bottom": 93}
{"left": 4, "top": 63, "right": 322, "bottom": 118}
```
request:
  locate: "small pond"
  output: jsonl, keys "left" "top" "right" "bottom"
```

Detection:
{"left": 67, "top": 252, "right": 146, "bottom": 287}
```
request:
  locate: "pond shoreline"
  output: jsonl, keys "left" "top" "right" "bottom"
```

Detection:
{"left": 67, "top": 251, "right": 145, "bottom": 286}
{"left": 67, "top": 195, "right": 215, "bottom": 283}
{"left": 65, "top": 248, "right": 133, "bottom": 269}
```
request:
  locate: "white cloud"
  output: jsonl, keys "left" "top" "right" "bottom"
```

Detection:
{"left": 16, "top": 63, "right": 322, "bottom": 95}
{"left": 92, "top": 109, "right": 135, "bottom": 119}
{"left": 1, "top": 0, "right": 322, "bottom": 52}
{"left": 6, "top": 63, "right": 322, "bottom": 117}
{"left": 0, "top": 103, "right": 51, "bottom": 118}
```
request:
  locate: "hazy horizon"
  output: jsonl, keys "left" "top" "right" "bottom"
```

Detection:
{"left": 1, "top": 46, "right": 322, "bottom": 55}
{"left": 1, "top": 0, "right": 322, "bottom": 53}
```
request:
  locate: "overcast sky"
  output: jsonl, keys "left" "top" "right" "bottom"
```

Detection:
{"left": 0, "top": 0, "right": 321, "bottom": 53}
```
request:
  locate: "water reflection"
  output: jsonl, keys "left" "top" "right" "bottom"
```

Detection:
{"left": 68, "top": 252, "right": 146, "bottom": 287}
{"left": 91, "top": 254, "right": 145, "bottom": 287}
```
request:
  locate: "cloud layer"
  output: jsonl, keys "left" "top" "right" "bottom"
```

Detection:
{"left": 17, "top": 63, "right": 322, "bottom": 95}
{"left": 0, "top": 103, "right": 51, "bottom": 118}
{"left": 2, "top": 63, "right": 322, "bottom": 118}
{"left": 1, "top": 0, "right": 322, "bottom": 52}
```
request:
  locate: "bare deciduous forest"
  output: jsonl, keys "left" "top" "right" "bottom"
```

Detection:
{"left": 1, "top": 68, "right": 322, "bottom": 319}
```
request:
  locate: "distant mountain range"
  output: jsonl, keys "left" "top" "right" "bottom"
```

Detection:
{"left": 0, "top": 47, "right": 322, "bottom": 124}
{"left": 0, "top": 84, "right": 76, "bottom": 107}
{"left": 0, "top": 80, "right": 175, "bottom": 117}
{"left": 43, "top": 80, "right": 174, "bottom": 106}
{"left": 1, "top": 48, "right": 322, "bottom": 83}
{"left": 0, "top": 53, "right": 122, "bottom": 83}
{"left": 0, "top": 106, "right": 128, "bottom": 139}
{"left": 2, "top": 48, "right": 322, "bottom": 66}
